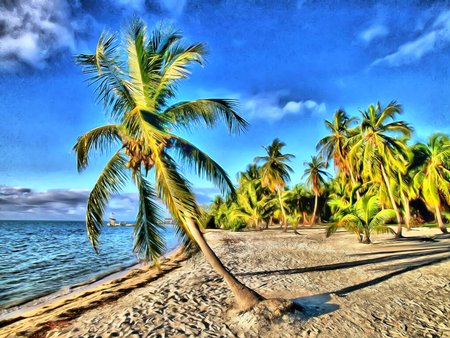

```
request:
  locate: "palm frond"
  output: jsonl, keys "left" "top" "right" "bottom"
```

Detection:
{"left": 171, "top": 137, "right": 236, "bottom": 198}
{"left": 134, "top": 174, "right": 166, "bottom": 264}
{"left": 326, "top": 223, "right": 339, "bottom": 237}
{"left": 164, "top": 99, "right": 248, "bottom": 135}
{"left": 73, "top": 124, "right": 122, "bottom": 172}
{"left": 369, "top": 209, "right": 396, "bottom": 228}
{"left": 371, "top": 225, "right": 396, "bottom": 235}
{"left": 86, "top": 152, "right": 128, "bottom": 253}
{"left": 75, "top": 31, "right": 135, "bottom": 120}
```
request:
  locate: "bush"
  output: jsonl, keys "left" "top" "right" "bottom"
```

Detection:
{"left": 225, "top": 219, "right": 247, "bottom": 232}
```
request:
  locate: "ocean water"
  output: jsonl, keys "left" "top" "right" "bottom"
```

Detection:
{"left": 0, "top": 221, "right": 180, "bottom": 310}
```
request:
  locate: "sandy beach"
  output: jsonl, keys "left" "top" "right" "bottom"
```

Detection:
{"left": 1, "top": 226, "right": 450, "bottom": 338}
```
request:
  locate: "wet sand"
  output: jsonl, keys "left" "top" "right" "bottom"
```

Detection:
{"left": 1, "top": 227, "right": 450, "bottom": 338}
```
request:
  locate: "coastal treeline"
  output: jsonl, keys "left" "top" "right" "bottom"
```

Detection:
{"left": 204, "top": 102, "right": 450, "bottom": 243}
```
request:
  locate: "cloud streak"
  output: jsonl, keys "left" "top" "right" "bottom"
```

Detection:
{"left": 359, "top": 24, "right": 389, "bottom": 43}
{"left": 371, "top": 10, "right": 450, "bottom": 67}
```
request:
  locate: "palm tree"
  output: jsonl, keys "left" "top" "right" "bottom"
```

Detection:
{"left": 348, "top": 101, "right": 413, "bottom": 238}
{"left": 317, "top": 109, "right": 360, "bottom": 198}
{"left": 285, "top": 184, "right": 311, "bottom": 226}
{"left": 326, "top": 195, "right": 396, "bottom": 243}
{"left": 414, "top": 133, "right": 450, "bottom": 234}
{"left": 254, "top": 139, "right": 295, "bottom": 232}
{"left": 229, "top": 182, "right": 275, "bottom": 230}
{"left": 302, "top": 155, "right": 331, "bottom": 226}
{"left": 73, "top": 17, "right": 263, "bottom": 310}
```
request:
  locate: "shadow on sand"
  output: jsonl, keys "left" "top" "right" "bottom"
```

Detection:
{"left": 288, "top": 251, "right": 450, "bottom": 318}
{"left": 235, "top": 245, "right": 450, "bottom": 278}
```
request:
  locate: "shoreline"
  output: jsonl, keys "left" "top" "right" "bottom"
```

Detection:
{"left": 0, "top": 244, "right": 183, "bottom": 325}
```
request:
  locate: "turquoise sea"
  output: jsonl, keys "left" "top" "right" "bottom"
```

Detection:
{"left": 0, "top": 221, "right": 179, "bottom": 312}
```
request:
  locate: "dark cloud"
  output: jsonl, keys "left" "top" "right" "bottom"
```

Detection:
{"left": 0, "top": 186, "right": 141, "bottom": 220}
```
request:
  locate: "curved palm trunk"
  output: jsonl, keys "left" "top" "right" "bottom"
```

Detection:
{"left": 277, "top": 187, "right": 288, "bottom": 232}
{"left": 380, "top": 164, "right": 403, "bottom": 238}
{"left": 310, "top": 193, "right": 318, "bottom": 227}
{"left": 435, "top": 206, "right": 449, "bottom": 234}
{"left": 185, "top": 218, "right": 264, "bottom": 310}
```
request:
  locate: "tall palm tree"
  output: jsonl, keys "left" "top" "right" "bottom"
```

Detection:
{"left": 317, "top": 110, "right": 360, "bottom": 196}
{"left": 302, "top": 155, "right": 331, "bottom": 226}
{"left": 414, "top": 133, "right": 450, "bottom": 234}
{"left": 348, "top": 101, "right": 413, "bottom": 238}
{"left": 254, "top": 139, "right": 295, "bottom": 232}
{"left": 73, "top": 17, "right": 263, "bottom": 310}
{"left": 326, "top": 195, "right": 396, "bottom": 243}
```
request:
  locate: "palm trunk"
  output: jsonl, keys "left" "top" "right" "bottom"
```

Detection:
{"left": 380, "top": 164, "right": 403, "bottom": 238}
{"left": 303, "top": 212, "right": 309, "bottom": 226}
{"left": 400, "top": 191, "right": 411, "bottom": 230}
{"left": 310, "top": 193, "right": 318, "bottom": 227}
{"left": 268, "top": 216, "right": 272, "bottom": 229}
{"left": 435, "top": 206, "right": 448, "bottom": 234}
{"left": 185, "top": 218, "right": 264, "bottom": 310}
{"left": 348, "top": 165, "right": 361, "bottom": 200}
{"left": 277, "top": 187, "right": 288, "bottom": 232}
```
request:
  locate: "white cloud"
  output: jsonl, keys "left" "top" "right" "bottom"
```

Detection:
{"left": 0, "top": 0, "right": 97, "bottom": 71}
{"left": 359, "top": 24, "right": 389, "bottom": 43}
{"left": 371, "top": 9, "right": 450, "bottom": 67}
{"left": 158, "top": 0, "right": 187, "bottom": 16}
{"left": 243, "top": 90, "right": 326, "bottom": 120}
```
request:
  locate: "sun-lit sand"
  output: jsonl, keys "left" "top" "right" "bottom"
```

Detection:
{"left": 1, "top": 227, "right": 450, "bottom": 338}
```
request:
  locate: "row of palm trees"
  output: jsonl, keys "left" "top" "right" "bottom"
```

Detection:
{"left": 205, "top": 103, "right": 450, "bottom": 243}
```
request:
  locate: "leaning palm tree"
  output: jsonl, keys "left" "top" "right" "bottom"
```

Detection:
{"left": 254, "top": 139, "right": 295, "bottom": 232}
{"left": 414, "top": 133, "right": 450, "bottom": 234}
{"left": 73, "top": 17, "right": 263, "bottom": 310}
{"left": 348, "top": 101, "right": 413, "bottom": 238}
{"left": 302, "top": 155, "right": 331, "bottom": 226}
{"left": 326, "top": 195, "right": 396, "bottom": 243}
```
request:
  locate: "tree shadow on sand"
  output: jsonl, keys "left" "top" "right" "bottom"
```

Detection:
{"left": 224, "top": 245, "right": 450, "bottom": 318}
{"left": 235, "top": 245, "right": 450, "bottom": 278}
{"left": 290, "top": 253, "right": 450, "bottom": 319}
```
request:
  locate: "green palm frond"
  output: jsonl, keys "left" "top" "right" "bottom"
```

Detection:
{"left": 86, "top": 152, "right": 128, "bottom": 253}
{"left": 134, "top": 174, "right": 166, "bottom": 264}
{"left": 171, "top": 137, "right": 236, "bottom": 197}
{"left": 164, "top": 99, "right": 248, "bottom": 135}
{"left": 153, "top": 153, "right": 199, "bottom": 229}
{"left": 75, "top": 31, "right": 135, "bottom": 120}
{"left": 369, "top": 209, "right": 396, "bottom": 228}
{"left": 73, "top": 124, "right": 122, "bottom": 172}
{"left": 371, "top": 225, "right": 396, "bottom": 235}
{"left": 125, "top": 17, "right": 158, "bottom": 108}
{"left": 326, "top": 223, "right": 339, "bottom": 237}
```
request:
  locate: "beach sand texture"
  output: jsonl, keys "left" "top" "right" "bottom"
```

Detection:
{"left": 1, "top": 227, "right": 450, "bottom": 338}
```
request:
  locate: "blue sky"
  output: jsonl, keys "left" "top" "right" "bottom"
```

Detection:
{"left": 0, "top": 0, "right": 449, "bottom": 219}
